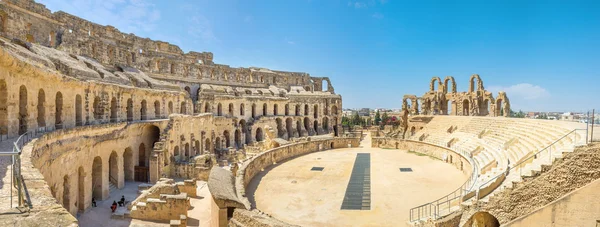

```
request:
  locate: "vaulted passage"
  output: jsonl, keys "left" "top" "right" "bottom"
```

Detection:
{"left": 19, "top": 85, "right": 28, "bottom": 134}
{"left": 123, "top": 148, "right": 133, "bottom": 181}
{"left": 154, "top": 100, "right": 160, "bottom": 118}
{"left": 140, "top": 100, "right": 147, "bottom": 120}
{"left": 127, "top": 99, "right": 133, "bottom": 121}
{"left": 92, "top": 156, "right": 103, "bottom": 200}
{"left": 37, "top": 89, "right": 46, "bottom": 127}
{"left": 93, "top": 96, "right": 103, "bottom": 122}
{"left": 109, "top": 151, "right": 119, "bottom": 189}
{"left": 75, "top": 95, "right": 82, "bottom": 126}
{"left": 110, "top": 97, "right": 117, "bottom": 122}
{"left": 55, "top": 92, "right": 63, "bottom": 129}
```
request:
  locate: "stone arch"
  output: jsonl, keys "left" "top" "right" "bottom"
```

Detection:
{"left": 276, "top": 118, "right": 284, "bottom": 137}
{"left": 138, "top": 143, "right": 146, "bottom": 167}
{"left": 110, "top": 97, "right": 117, "bottom": 122}
{"left": 205, "top": 138, "right": 211, "bottom": 153}
{"left": 19, "top": 85, "right": 28, "bottom": 134}
{"left": 0, "top": 80, "right": 6, "bottom": 135}
{"left": 75, "top": 95, "right": 82, "bottom": 126}
{"left": 285, "top": 104, "right": 290, "bottom": 116}
{"left": 228, "top": 103, "right": 234, "bottom": 116}
{"left": 255, "top": 127, "right": 264, "bottom": 142}
{"left": 214, "top": 137, "right": 221, "bottom": 151}
{"left": 180, "top": 101, "right": 187, "bottom": 114}
{"left": 154, "top": 100, "right": 161, "bottom": 118}
{"left": 77, "top": 166, "right": 85, "bottom": 211}
{"left": 304, "top": 117, "right": 311, "bottom": 136}
{"left": 62, "top": 174, "right": 71, "bottom": 212}
{"left": 443, "top": 76, "right": 457, "bottom": 93}
{"left": 185, "top": 143, "right": 190, "bottom": 158}
{"left": 141, "top": 100, "right": 147, "bottom": 120}
{"left": 296, "top": 120, "right": 303, "bottom": 137}
{"left": 332, "top": 105, "right": 338, "bottom": 115}
{"left": 123, "top": 148, "right": 133, "bottom": 181}
{"left": 224, "top": 131, "right": 231, "bottom": 147}
{"left": 240, "top": 103, "right": 245, "bottom": 116}
{"left": 203, "top": 102, "right": 209, "bottom": 113}
{"left": 263, "top": 103, "right": 267, "bottom": 116}
{"left": 169, "top": 101, "right": 174, "bottom": 114}
{"left": 174, "top": 146, "right": 180, "bottom": 157}
{"left": 235, "top": 129, "right": 241, "bottom": 148}
{"left": 469, "top": 74, "right": 484, "bottom": 93}
{"left": 410, "top": 126, "right": 416, "bottom": 136}
{"left": 109, "top": 151, "right": 119, "bottom": 189}
{"left": 240, "top": 119, "right": 249, "bottom": 144}
{"left": 55, "top": 92, "right": 63, "bottom": 129}
{"left": 286, "top": 118, "right": 294, "bottom": 138}
{"left": 295, "top": 104, "right": 301, "bottom": 116}
{"left": 194, "top": 140, "right": 200, "bottom": 156}
{"left": 251, "top": 103, "right": 256, "bottom": 118}
{"left": 93, "top": 96, "right": 103, "bottom": 122}
{"left": 495, "top": 92, "right": 510, "bottom": 117}
{"left": 465, "top": 212, "right": 500, "bottom": 227}
{"left": 313, "top": 104, "right": 318, "bottom": 118}
{"left": 430, "top": 77, "right": 442, "bottom": 92}
{"left": 313, "top": 120, "right": 319, "bottom": 135}
{"left": 37, "top": 89, "right": 46, "bottom": 127}
{"left": 334, "top": 124, "right": 339, "bottom": 137}
{"left": 126, "top": 98, "right": 133, "bottom": 121}
{"left": 463, "top": 99, "right": 470, "bottom": 116}
{"left": 304, "top": 104, "right": 309, "bottom": 115}
{"left": 446, "top": 100, "right": 455, "bottom": 115}
{"left": 217, "top": 103, "right": 223, "bottom": 116}
{"left": 322, "top": 117, "right": 329, "bottom": 133}
{"left": 274, "top": 104, "right": 278, "bottom": 116}
{"left": 92, "top": 156, "right": 103, "bottom": 200}
{"left": 482, "top": 99, "right": 491, "bottom": 116}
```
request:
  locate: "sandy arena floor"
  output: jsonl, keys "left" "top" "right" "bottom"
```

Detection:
{"left": 247, "top": 138, "right": 468, "bottom": 227}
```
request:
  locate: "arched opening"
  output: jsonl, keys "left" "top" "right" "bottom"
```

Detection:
{"left": 255, "top": 128, "right": 264, "bottom": 142}
{"left": 138, "top": 143, "right": 146, "bottom": 167}
{"left": 240, "top": 103, "right": 245, "bottom": 116}
{"left": 334, "top": 125, "right": 339, "bottom": 137}
{"left": 140, "top": 100, "right": 147, "bottom": 120}
{"left": 203, "top": 102, "right": 209, "bottom": 113}
{"left": 482, "top": 99, "right": 490, "bottom": 116}
{"left": 185, "top": 143, "right": 190, "bottom": 158}
{"left": 217, "top": 103, "right": 223, "bottom": 116}
{"left": 169, "top": 101, "right": 174, "bottom": 115}
{"left": 465, "top": 212, "right": 500, "bottom": 227}
{"left": 496, "top": 99, "right": 504, "bottom": 117}
{"left": 313, "top": 104, "right": 318, "bottom": 118}
{"left": 174, "top": 146, "right": 180, "bottom": 158}
{"left": 55, "top": 92, "right": 63, "bottom": 129}
{"left": 273, "top": 104, "right": 278, "bottom": 116}
{"left": 92, "top": 156, "right": 103, "bottom": 200}
{"left": 251, "top": 104, "right": 256, "bottom": 118}
{"left": 194, "top": 140, "right": 200, "bottom": 156}
{"left": 19, "top": 85, "right": 28, "bottom": 134}
{"left": 332, "top": 105, "right": 338, "bottom": 115}
{"left": 286, "top": 118, "right": 294, "bottom": 138}
{"left": 322, "top": 117, "right": 329, "bottom": 133}
{"left": 296, "top": 120, "right": 303, "bottom": 137}
{"left": 110, "top": 97, "right": 117, "bottom": 122}
{"left": 446, "top": 100, "right": 453, "bottom": 115}
{"left": 304, "top": 104, "right": 309, "bottom": 116}
{"left": 295, "top": 105, "right": 300, "bottom": 116}
{"left": 276, "top": 118, "right": 284, "bottom": 137}
{"left": 330, "top": 142, "right": 334, "bottom": 149}
{"left": 304, "top": 117, "right": 311, "bottom": 136}
{"left": 313, "top": 120, "right": 319, "bottom": 135}
{"left": 322, "top": 80, "right": 329, "bottom": 91}
{"left": 204, "top": 138, "right": 210, "bottom": 153}
{"left": 0, "top": 80, "right": 7, "bottom": 135}
{"left": 214, "top": 137, "right": 221, "bottom": 151}
{"left": 109, "top": 151, "right": 119, "bottom": 190}
{"left": 263, "top": 103, "right": 267, "bottom": 116}
{"left": 223, "top": 131, "right": 231, "bottom": 147}
{"left": 93, "top": 96, "right": 103, "bottom": 122}
{"left": 463, "top": 100, "right": 470, "bottom": 116}
{"left": 285, "top": 104, "right": 289, "bottom": 116}
{"left": 235, "top": 130, "right": 241, "bottom": 148}
{"left": 154, "top": 101, "right": 161, "bottom": 118}
{"left": 180, "top": 102, "right": 186, "bottom": 114}
{"left": 411, "top": 126, "right": 416, "bottom": 136}
{"left": 123, "top": 148, "right": 133, "bottom": 181}
{"left": 75, "top": 95, "right": 82, "bottom": 126}
{"left": 62, "top": 175, "right": 71, "bottom": 211}
{"left": 228, "top": 103, "right": 234, "bottom": 116}
{"left": 37, "top": 89, "right": 46, "bottom": 127}
{"left": 127, "top": 98, "right": 133, "bottom": 121}
{"left": 77, "top": 166, "right": 85, "bottom": 211}
{"left": 240, "top": 120, "right": 249, "bottom": 144}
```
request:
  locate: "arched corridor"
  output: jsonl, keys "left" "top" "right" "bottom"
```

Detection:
{"left": 37, "top": 89, "right": 46, "bottom": 127}
{"left": 55, "top": 92, "right": 63, "bottom": 129}
{"left": 92, "top": 157, "right": 103, "bottom": 200}
{"left": 19, "top": 85, "right": 28, "bottom": 134}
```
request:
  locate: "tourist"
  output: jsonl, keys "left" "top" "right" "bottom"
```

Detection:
{"left": 91, "top": 197, "right": 96, "bottom": 207}
{"left": 118, "top": 195, "right": 125, "bottom": 207}
{"left": 111, "top": 201, "right": 117, "bottom": 212}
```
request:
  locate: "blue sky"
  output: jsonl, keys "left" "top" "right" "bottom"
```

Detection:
{"left": 39, "top": 0, "right": 600, "bottom": 112}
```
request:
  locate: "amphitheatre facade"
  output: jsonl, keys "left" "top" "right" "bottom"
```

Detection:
{"left": 0, "top": 1, "right": 598, "bottom": 227}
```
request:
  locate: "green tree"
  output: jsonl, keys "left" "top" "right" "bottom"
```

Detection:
{"left": 374, "top": 110, "right": 381, "bottom": 125}
{"left": 351, "top": 112, "right": 362, "bottom": 126}
{"left": 381, "top": 112, "right": 390, "bottom": 125}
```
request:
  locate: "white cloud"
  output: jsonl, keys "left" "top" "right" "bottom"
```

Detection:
{"left": 488, "top": 83, "right": 550, "bottom": 100}
{"left": 39, "top": 0, "right": 161, "bottom": 35}
{"left": 188, "top": 15, "right": 218, "bottom": 44}
{"left": 372, "top": 12, "right": 384, "bottom": 19}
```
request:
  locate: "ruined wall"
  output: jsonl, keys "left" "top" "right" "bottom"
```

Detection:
{"left": 128, "top": 178, "right": 191, "bottom": 222}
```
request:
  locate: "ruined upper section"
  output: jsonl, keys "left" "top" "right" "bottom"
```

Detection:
{"left": 0, "top": 0, "right": 336, "bottom": 92}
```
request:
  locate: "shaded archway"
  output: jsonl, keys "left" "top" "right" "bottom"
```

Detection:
{"left": 334, "top": 125, "right": 339, "bottom": 137}
{"left": 138, "top": 143, "right": 146, "bottom": 167}
{"left": 215, "top": 137, "right": 221, "bottom": 151}
{"left": 322, "top": 117, "right": 329, "bottom": 133}
{"left": 55, "top": 92, "right": 63, "bottom": 129}
{"left": 169, "top": 101, "right": 174, "bottom": 115}
{"left": 276, "top": 118, "right": 284, "bottom": 137}
{"left": 286, "top": 118, "right": 294, "bottom": 138}
{"left": 37, "top": 89, "right": 46, "bottom": 127}
{"left": 304, "top": 104, "right": 309, "bottom": 115}
{"left": 255, "top": 128, "right": 264, "bottom": 142}
{"left": 313, "top": 120, "right": 319, "bottom": 135}
{"left": 228, "top": 103, "right": 234, "bottom": 116}
{"left": 313, "top": 104, "right": 318, "bottom": 118}
{"left": 496, "top": 99, "right": 504, "bottom": 117}
{"left": 109, "top": 151, "right": 119, "bottom": 189}
{"left": 411, "top": 126, "right": 416, "bottom": 136}
{"left": 217, "top": 103, "right": 223, "bottom": 116}
{"left": 295, "top": 104, "right": 301, "bottom": 116}
{"left": 205, "top": 138, "right": 211, "bottom": 153}
{"left": 141, "top": 100, "right": 147, "bottom": 120}
{"left": 296, "top": 120, "right": 303, "bottom": 137}
{"left": 263, "top": 103, "right": 267, "bottom": 116}
{"left": 0, "top": 80, "right": 7, "bottom": 135}
{"left": 194, "top": 140, "right": 200, "bottom": 156}
{"left": 77, "top": 166, "right": 85, "bottom": 211}
{"left": 180, "top": 102, "right": 187, "bottom": 114}
{"left": 240, "top": 119, "right": 250, "bottom": 144}
{"left": 19, "top": 85, "right": 28, "bottom": 134}
{"left": 174, "top": 146, "right": 180, "bottom": 157}
{"left": 93, "top": 96, "right": 102, "bottom": 122}
{"left": 154, "top": 100, "right": 161, "bottom": 118}
{"left": 63, "top": 175, "right": 70, "bottom": 212}
{"left": 240, "top": 103, "right": 245, "bottom": 116}
{"left": 92, "top": 156, "right": 103, "bottom": 200}
{"left": 463, "top": 99, "right": 470, "bottom": 116}
{"left": 285, "top": 104, "right": 289, "bottom": 116}
{"left": 332, "top": 105, "right": 338, "bottom": 115}
{"left": 110, "top": 97, "right": 117, "bottom": 122}
{"left": 304, "top": 117, "right": 311, "bottom": 136}
{"left": 465, "top": 212, "right": 500, "bottom": 227}
{"left": 235, "top": 129, "right": 241, "bottom": 148}
{"left": 123, "top": 148, "right": 133, "bottom": 181}
{"left": 126, "top": 98, "right": 133, "bottom": 121}
{"left": 224, "top": 131, "right": 231, "bottom": 147}
{"left": 75, "top": 95, "right": 82, "bottom": 126}
{"left": 185, "top": 143, "right": 190, "bottom": 158}
{"left": 251, "top": 103, "right": 256, "bottom": 118}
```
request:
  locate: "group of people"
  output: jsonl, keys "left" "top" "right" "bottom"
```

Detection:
{"left": 91, "top": 196, "right": 127, "bottom": 213}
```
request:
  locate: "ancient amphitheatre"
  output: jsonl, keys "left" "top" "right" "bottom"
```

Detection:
{"left": 0, "top": 1, "right": 598, "bottom": 227}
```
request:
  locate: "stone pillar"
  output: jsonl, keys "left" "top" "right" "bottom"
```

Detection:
{"left": 150, "top": 154, "right": 159, "bottom": 183}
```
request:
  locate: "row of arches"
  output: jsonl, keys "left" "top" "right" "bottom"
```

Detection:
{"left": 207, "top": 102, "right": 339, "bottom": 119}
{"left": 276, "top": 117, "right": 339, "bottom": 138}
{"left": 405, "top": 96, "right": 508, "bottom": 117}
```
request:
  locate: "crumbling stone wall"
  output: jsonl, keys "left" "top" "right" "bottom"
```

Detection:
{"left": 129, "top": 178, "right": 191, "bottom": 222}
